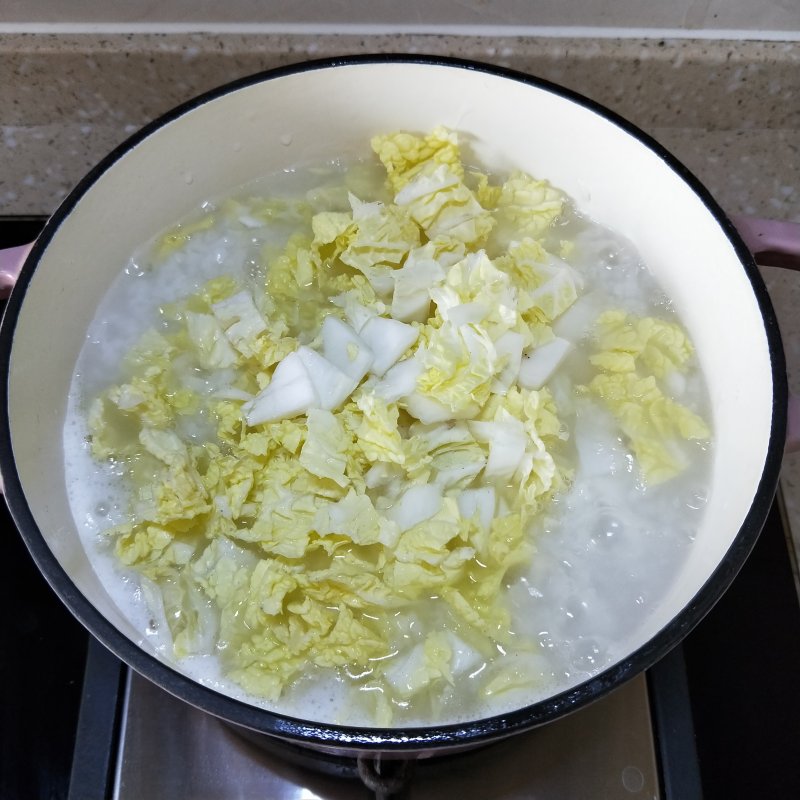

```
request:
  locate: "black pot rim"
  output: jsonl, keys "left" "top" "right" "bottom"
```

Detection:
{"left": 0, "top": 53, "right": 787, "bottom": 751}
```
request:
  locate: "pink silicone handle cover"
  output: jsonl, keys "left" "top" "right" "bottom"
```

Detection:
{"left": 734, "top": 216, "right": 800, "bottom": 451}
{"left": 730, "top": 216, "right": 800, "bottom": 271}
{"left": 0, "top": 243, "right": 32, "bottom": 299}
{"left": 0, "top": 217, "right": 798, "bottom": 448}
{"left": 788, "top": 395, "right": 800, "bottom": 454}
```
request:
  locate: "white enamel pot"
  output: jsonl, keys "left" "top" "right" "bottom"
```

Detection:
{"left": 0, "top": 56, "right": 787, "bottom": 756}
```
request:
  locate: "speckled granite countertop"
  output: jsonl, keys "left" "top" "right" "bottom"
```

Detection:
{"left": 1, "top": 33, "right": 799, "bottom": 575}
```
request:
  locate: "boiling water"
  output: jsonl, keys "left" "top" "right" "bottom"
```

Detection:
{"left": 63, "top": 161, "right": 712, "bottom": 727}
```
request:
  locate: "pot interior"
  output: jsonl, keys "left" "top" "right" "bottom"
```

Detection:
{"left": 2, "top": 59, "right": 783, "bottom": 740}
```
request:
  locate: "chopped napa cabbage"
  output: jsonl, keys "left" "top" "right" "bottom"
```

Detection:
{"left": 590, "top": 310, "right": 695, "bottom": 378}
{"left": 243, "top": 351, "right": 318, "bottom": 425}
{"left": 114, "top": 523, "right": 196, "bottom": 581}
{"left": 103, "top": 376, "right": 184, "bottom": 432}
{"left": 409, "top": 421, "right": 486, "bottom": 489}
{"left": 88, "top": 333, "right": 200, "bottom": 459}
{"left": 386, "top": 483, "right": 443, "bottom": 533}
{"left": 395, "top": 164, "right": 494, "bottom": 247}
{"left": 371, "top": 125, "right": 464, "bottom": 192}
{"left": 352, "top": 393, "right": 405, "bottom": 465}
{"left": 161, "top": 538, "right": 257, "bottom": 656}
{"left": 433, "top": 250, "right": 518, "bottom": 336}
{"left": 494, "top": 237, "right": 550, "bottom": 288}
{"left": 236, "top": 493, "right": 317, "bottom": 560}
{"left": 154, "top": 213, "right": 216, "bottom": 260}
{"left": 263, "top": 233, "right": 348, "bottom": 337}
{"left": 330, "top": 289, "right": 380, "bottom": 332}
{"left": 443, "top": 301, "right": 489, "bottom": 327}
{"left": 552, "top": 291, "right": 607, "bottom": 342}
{"left": 211, "top": 291, "right": 268, "bottom": 359}
{"left": 470, "top": 419, "right": 528, "bottom": 480}
{"left": 219, "top": 195, "right": 301, "bottom": 230}
{"left": 311, "top": 204, "right": 409, "bottom": 299}
{"left": 339, "top": 203, "right": 420, "bottom": 278}
{"left": 372, "top": 357, "right": 422, "bottom": 403}
{"left": 298, "top": 408, "right": 352, "bottom": 488}
{"left": 586, "top": 372, "right": 710, "bottom": 484}
{"left": 136, "top": 427, "right": 212, "bottom": 524}
{"left": 482, "top": 654, "right": 546, "bottom": 698}
{"left": 185, "top": 312, "right": 240, "bottom": 370}
{"left": 586, "top": 310, "right": 710, "bottom": 484}
{"left": 518, "top": 337, "right": 574, "bottom": 390}
{"left": 295, "top": 346, "right": 358, "bottom": 411}
{"left": 386, "top": 498, "right": 475, "bottom": 592}
{"left": 311, "top": 604, "right": 388, "bottom": 668}
{"left": 86, "top": 125, "right": 711, "bottom": 724}
{"left": 358, "top": 315, "right": 419, "bottom": 376}
{"left": 403, "top": 391, "right": 460, "bottom": 425}
{"left": 441, "top": 585, "right": 513, "bottom": 644}
{"left": 314, "top": 488, "right": 391, "bottom": 546}
{"left": 391, "top": 242, "right": 446, "bottom": 322}
{"left": 383, "top": 631, "right": 454, "bottom": 700}
{"left": 494, "top": 240, "right": 578, "bottom": 324}
{"left": 471, "top": 171, "right": 503, "bottom": 209}
{"left": 348, "top": 191, "right": 384, "bottom": 221}
{"left": 364, "top": 461, "right": 403, "bottom": 490}
{"left": 311, "top": 210, "right": 353, "bottom": 246}
{"left": 491, "top": 330, "right": 525, "bottom": 394}
{"left": 495, "top": 171, "right": 564, "bottom": 238}
{"left": 321, "top": 316, "right": 374, "bottom": 382}
{"left": 415, "top": 321, "right": 498, "bottom": 416}
{"left": 529, "top": 269, "right": 578, "bottom": 322}
{"left": 457, "top": 487, "right": 496, "bottom": 531}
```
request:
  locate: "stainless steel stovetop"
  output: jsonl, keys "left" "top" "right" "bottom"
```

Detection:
{"left": 113, "top": 669, "right": 659, "bottom": 800}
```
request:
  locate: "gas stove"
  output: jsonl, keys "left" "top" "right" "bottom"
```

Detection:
{"left": 2, "top": 217, "right": 798, "bottom": 800}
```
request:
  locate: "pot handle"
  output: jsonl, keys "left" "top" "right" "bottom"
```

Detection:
{"left": 789, "top": 395, "right": 800, "bottom": 454}
{"left": 0, "top": 217, "right": 798, "bottom": 448}
{"left": 0, "top": 243, "right": 33, "bottom": 299}
{"left": 734, "top": 216, "right": 800, "bottom": 452}
{"left": 729, "top": 216, "right": 800, "bottom": 271}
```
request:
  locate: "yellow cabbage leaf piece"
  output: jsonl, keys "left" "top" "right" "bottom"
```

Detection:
{"left": 371, "top": 125, "right": 464, "bottom": 192}
{"left": 414, "top": 321, "right": 498, "bottom": 416}
{"left": 586, "top": 309, "right": 709, "bottom": 484}
{"left": 395, "top": 165, "right": 495, "bottom": 248}
{"left": 590, "top": 310, "right": 694, "bottom": 377}
{"left": 587, "top": 372, "right": 710, "bottom": 484}
{"left": 495, "top": 171, "right": 565, "bottom": 238}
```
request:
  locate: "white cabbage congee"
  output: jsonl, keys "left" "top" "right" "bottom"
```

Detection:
{"left": 63, "top": 128, "right": 712, "bottom": 727}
